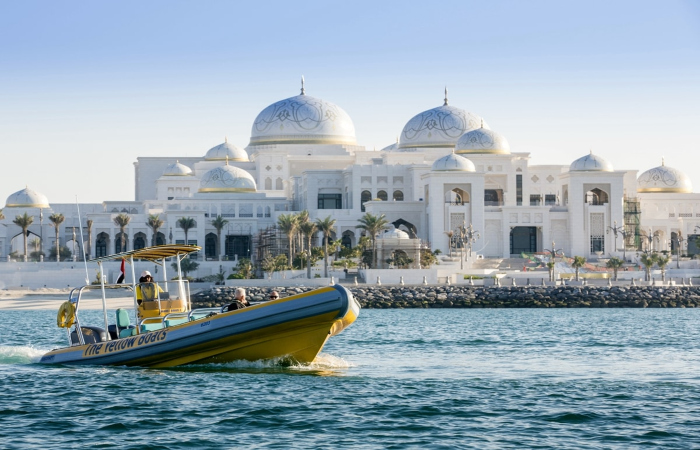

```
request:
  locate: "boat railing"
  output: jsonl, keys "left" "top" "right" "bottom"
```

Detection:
{"left": 68, "top": 284, "right": 135, "bottom": 346}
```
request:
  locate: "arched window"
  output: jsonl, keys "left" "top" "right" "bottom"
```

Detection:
{"left": 393, "top": 190, "right": 404, "bottom": 201}
{"left": 377, "top": 190, "right": 388, "bottom": 201}
{"left": 265, "top": 177, "right": 272, "bottom": 190}
{"left": 361, "top": 190, "right": 371, "bottom": 212}
{"left": 205, "top": 233, "right": 218, "bottom": 259}
{"left": 96, "top": 233, "right": 109, "bottom": 258}
{"left": 115, "top": 233, "right": 128, "bottom": 253}
{"left": 133, "top": 234, "right": 147, "bottom": 250}
{"left": 276, "top": 178, "right": 283, "bottom": 190}
{"left": 585, "top": 188, "right": 609, "bottom": 205}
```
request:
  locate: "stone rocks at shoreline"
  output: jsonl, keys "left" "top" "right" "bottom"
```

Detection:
{"left": 190, "top": 285, "right": 700, "bottom": 309}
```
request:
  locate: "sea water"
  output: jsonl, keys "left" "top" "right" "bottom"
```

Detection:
{"left": 1, "top": 308, "right": 700, "bottom": 449}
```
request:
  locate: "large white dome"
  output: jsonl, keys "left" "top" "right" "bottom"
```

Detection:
{"left": 431, "top": 152, "right": 476, "bottom": 172}
{"left": 455, "top": 125, "right": 510, "bottom": 155}
{"left": 249, "top": 83, "right": 356, "bottom": 146}
{"left": 5, "top": 187, "right": 49, "bottom": 208}
{"left": 199, "top": 164, "right": 257, "bottom": 193}
{"left": 205, "top": 139, "right": 248, "bottom": 161}
{"left": 398, "top": 92, "right": 489, "bottom": 149}
{"left": 569, "top": 151, "right": 614, "bottom": 172}
{"left": 637, "top": 159, "right": 692, "bottom": 193}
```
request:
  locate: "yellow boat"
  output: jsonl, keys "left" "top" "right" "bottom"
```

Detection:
{"left": 40, "top": 244, "right": 360, "bottom": 367}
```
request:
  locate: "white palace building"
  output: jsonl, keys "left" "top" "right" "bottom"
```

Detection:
{"left": 2, "top": 83, "right": 700, "bottom": 282}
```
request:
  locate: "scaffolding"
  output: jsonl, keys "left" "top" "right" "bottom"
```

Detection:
{"left": 624, "top": 197, "right": 642, "bottom": 251}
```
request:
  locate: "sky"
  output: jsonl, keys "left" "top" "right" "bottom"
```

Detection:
{"left": 1, "top": 0, "right": 699, "bottom": 204}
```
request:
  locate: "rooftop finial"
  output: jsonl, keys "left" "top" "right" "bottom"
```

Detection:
{"left": 396, "top": 136, "right": 399, "bottom": 144}
{"left": 481, "top": 119, "right": 484, "bottom": 129}
{"left": 226, "top": 155, "right": 229, "bottom": 166}
{"left": 662, "top": 157, "right": 665, "bottom": 166}
{"left": 590, "top": 149, "right": 593, "bottom": 155}
{"left": 443, "top": 86, "right": 448, "bottom": 106}
{"left": 225, "top": 136, "right": 228, "bottom": 143}
{"left": 301, "top": 75, "right": 305, "bottom": 95}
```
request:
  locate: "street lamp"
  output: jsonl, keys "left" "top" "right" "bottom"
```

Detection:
{"left": 607, "top": 220, "right": 628, "bottom": 261}
{"left": 640, "top": 228, "right": 660, "bottom": 253}
{"left": 544, "top": 241, "right": 564, "bottom": 282}
{"left": 454, "top": 222, "right": 480, "bottom": 270}
{"left": 674, "top": 231, "right": 685, "bottom": 269}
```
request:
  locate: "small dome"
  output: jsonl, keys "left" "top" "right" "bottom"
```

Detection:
{"left": 398, "top": 90, "right": 489, "bottom": 149}
{"left": 249, "top": 81, "right": 356, "bottom": 146}
{"left": 205, "top": 139, "right": 248, "bottom": 162}
{"left": 637, "top": 159, "right": 692, "bottom": 193}
{"left": 570, "top": 151, "right": 614, "bottom": 172}
{"left": 380, "top": 228, "right": 410, "bottom": 239}
{"left": 199, "top": 164, "right": 257, "bottom": 193}
{"left": 455, "top": 124, "right": 510, "bottom": 154}
{"left": 162, "top": 161, "right": 193, "bottom": 176}
{"left": 431, "top": 152, "right": 476, "bottom": 172}
{"left": 5, "top": 187, "right": 49, "bottom": 208}
{"left": 380, "top": 137, "right": 400, "bottom": 152}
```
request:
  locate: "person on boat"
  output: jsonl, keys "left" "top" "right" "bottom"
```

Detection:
{"left": 268, "top": 291, "right": 280, "bottom": 300}
{"left": 225, "top": 287, "right": 250, "bottom": 311}
{"left": 136, "top": 270, "right": 164, "bottom": 304}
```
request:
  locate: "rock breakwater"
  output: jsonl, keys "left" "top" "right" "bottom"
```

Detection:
{"left": 191, "top": 285, "right": 700, "bottom": 309}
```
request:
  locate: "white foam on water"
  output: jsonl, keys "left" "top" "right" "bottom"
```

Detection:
{"left": 0, "top": 345, "right": 48, "bottom": 364}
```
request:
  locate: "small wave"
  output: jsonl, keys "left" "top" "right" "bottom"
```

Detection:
{"left": 0, "top": 345, "right": 47, "bottom": 364}
{"left": 544, "top": 412, "right": 601, "bottom": 424}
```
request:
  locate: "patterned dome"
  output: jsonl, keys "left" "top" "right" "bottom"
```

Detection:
{"left": 637, "top": 159, "right": 692, "bottom": 193}
{"left": 398, "top": 90, "right": 489, "bottom": 149}
{"left": 570, "top": 151, "right": 614, "bottom": 172}
{"left": 198, "top": 164, "right": 257, "bottom": 193}
{"left": 205, "top": 139, "right": 248, "bottom": 161}
{"left": 380, "top": 137, "right": 400, "bottom": 152}
{"left": 431, "top": 151, "right": 476, "bottom": 172}
{"left": 162, "top": 161, "right": 193, "bottom": 176}
{"left": 455, "top": 124, "right": 510, "bottom": 154}
{"left": 5, "top": 187, "right": 49, "bottom": 208}
{"left": 249, "top": 81, "right": 356, "bottom": 146}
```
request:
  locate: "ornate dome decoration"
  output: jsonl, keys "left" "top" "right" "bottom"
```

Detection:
{"left": 249, "top": 78, "right": 356, "bottom": 146}
{"left": 455, "top": 121, "right": 510, "bottom": 154}
{"left": 380, "top": 228, "right": 410, "bottom": 239}
{"left": 398, "top": 88, "right": 489, "bottom": 149}
{"left": 637, "top": 158, "right": 692, "bottom": 193}
{"left": 431, "top": 151, "right": 476, "bottom": 172}
{"left": 380, "top": 137, "right": 400, "bottom": 152}
{"left": 205, "top": 138, "right": 248, "bottom": 161}
{"left": 198, "top": 163, "right": 257, "bottom": 193}
{"left": 162, "top": 161, "right": 193, "bottom": 176}
{"left": 5, "top": 187, "right": 49, "bottom": 208}
{"left": 569, "top": 151, "right": 614, "bottom": 172}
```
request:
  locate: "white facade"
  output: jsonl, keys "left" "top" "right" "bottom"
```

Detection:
{"left": 2, "top": 87, "right": 700, "bottom": 264}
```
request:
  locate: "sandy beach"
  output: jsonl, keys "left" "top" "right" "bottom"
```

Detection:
{"left": 0, "top": 289, "right": 135, "bottom": 311}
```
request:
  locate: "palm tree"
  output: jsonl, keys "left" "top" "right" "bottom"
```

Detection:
{"left": 13, "top": 213, "right": 34, "bottom": 262}
{"left": 113, "top": 213, "right": 131, "bottom": 252}
{"left": 606, "top": 257, "right": 624, "bottom": 281}
{"left": 48, "top": 213, "right": 65, "bottom": 262}
{"left": 211, "top": 215, "right": 229, "bottom": 260}
{"left": 177, "top": 217, "right": 196, "bottom": 245}
{"left": 299, "top": 221, "right": 317, "bottom": 278}
{"left": 277, "top": 213, "right": 298, "bottom": 267}
{"left": 356, "top": 213, "right": 389, "bottom": 268}
{"left": 296, "top": 210, "right": 310, "bottom": 255}
{"left": 315, "top": 216, "right": 336, "bottom": 278}
{"left": 86, "top": 219, "right": 93, "bottom": 259}
{"left": 640, "top": 252, "right": 657, "bottom": 282}
{"left": 571, "top": 256, "right": 586, "bottom": 281}
{"left": 146, "top": 214, "right": 164, "bottom": 247}
{"left": 445, "top": 230, "right": 454, "bottom": 257}
{"left": 546, "top": 261, "right": 556, "bottom": 282}
{"left": 656, "top": 254, "right": 672, "bottom": 282}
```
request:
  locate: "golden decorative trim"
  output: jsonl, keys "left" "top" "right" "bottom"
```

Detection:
{"left": 637, "top": 187, "right": 691, "bottom": 193}
{"left": 5, "top": 202, "right": 50, "bottom": 208}
{"left": 198, "top": 188, "right": 256, "bottom": 193}
{"left": 455, "top": 149, "right": 510, "bottom": 155}
{"left": 398, "top": 143, "right": 456, "bottom": 149}
{"left": 249, "top": 137, "right": 356, "bottom": 146}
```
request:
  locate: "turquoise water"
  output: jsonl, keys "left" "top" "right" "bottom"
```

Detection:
{"left": 2, "top": 309, "right": 700, "bottom": 449}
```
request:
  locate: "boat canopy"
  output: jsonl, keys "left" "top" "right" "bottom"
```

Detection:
{"left": 89, "top": 244, "right": 201, "bottom": 264}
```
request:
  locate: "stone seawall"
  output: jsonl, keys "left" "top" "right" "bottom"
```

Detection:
{"left": 192, "top": 285, "right": 700, "bottom": 309}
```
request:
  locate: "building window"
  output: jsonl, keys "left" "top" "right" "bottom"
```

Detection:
{"left": 377, "top": 190, "right": 388, "bottom": 201}
{"left": 318, "top": 193, "right": 342, "bottom": 209}
{"left": 530, "top": 195, "right": 541, "bottom": 206}
{"left": 545, "top": 194, "right": 556, "bottom": 205}
{"left": 361, "top": 190, "right": 371, "bottom": 212}
{"left": 516, "top": 175, "right": 522, "bottom": 206}
{"left": 393, "top": 190, "right": 404, "bottom": 201}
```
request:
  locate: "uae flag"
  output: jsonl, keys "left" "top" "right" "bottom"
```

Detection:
{"left": 116, "top": 259, "right": 126, "bottom": 284}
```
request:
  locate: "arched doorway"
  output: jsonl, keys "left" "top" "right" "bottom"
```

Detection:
{"left": 205, "top": 233, "right": 217, "bottom": 259}
{"left": 96, "top": 232, "right": 109, "bottom": 257}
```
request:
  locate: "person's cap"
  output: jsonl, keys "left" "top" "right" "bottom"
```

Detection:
{"left": 140, "top": 271, "right": 152, "bottom": 278}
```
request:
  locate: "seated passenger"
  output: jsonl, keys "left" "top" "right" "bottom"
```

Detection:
{"left": 136, "top": 270, "right": 164, "bottom": 305}
{"left": 225, "top": 287, "right": 250, "bottom": 311}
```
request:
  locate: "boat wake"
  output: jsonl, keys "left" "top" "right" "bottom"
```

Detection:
{"left": 177, "top": 352, "right": 354, "bottom": 375}
{"left": 0, "top": 345, "right": 47, "bottom": 365}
